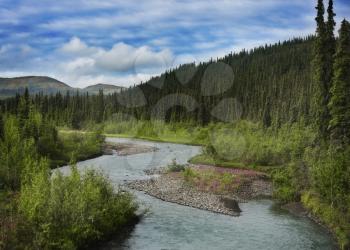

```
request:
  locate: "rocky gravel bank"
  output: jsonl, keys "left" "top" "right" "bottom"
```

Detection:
{"left": 126, "top": 165, "right": 273, "bottom": 217}
{"left": 127, "top": 172, "right": 244, "bottom": 216}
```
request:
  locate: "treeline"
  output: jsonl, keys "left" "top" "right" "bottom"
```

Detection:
{"left": 0, "top": 36, "right": 315, "bottom": 128}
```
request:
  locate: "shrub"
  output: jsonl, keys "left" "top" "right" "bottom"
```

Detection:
{"left": 19, "top": 164, "right": 138, "bottom": 249}
{"left": 167, "top": 159, "right": 186, "bottom": 172}
{"left": 302, "top": 192, "right": 350, "bottom": 250}
{"left": 183, "top": 167, "right": 198, "bottom": 182}
{"left": 271, "top": 167, "right": 298, "bottom": 203}
{"left": 305, "top": 146, "right": 350, "bottom": 213}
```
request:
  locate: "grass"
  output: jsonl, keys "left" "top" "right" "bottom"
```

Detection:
{"left": 183, "top": 167, "right": 238, "bottom": 194}
{"left": 189, "top": 154, "right": 281, "bottom": 173}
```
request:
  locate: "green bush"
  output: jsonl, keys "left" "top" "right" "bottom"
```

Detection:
{"left": 305, "top": 146, "right": 350, "bottom": 213}
{"left": 52, "top": 131, "right": 105, "bottom": 167}
{"left": 183, "top": 167, "right": 198, "bottom": 182}
{"left": 167, "top": 159, "right": 186, "bottom": 172}
{"left": 203, "top": 121, "right": 316, "bottom": 167}
{"left": 271, "top": 167, "right": 298, "bottom": 203}
{"left": 19, "top": 164, "right": 138, "bottom": 249}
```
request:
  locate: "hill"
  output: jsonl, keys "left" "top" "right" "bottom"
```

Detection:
{"left": 0, "top": 76, "right": 124, "bottom": 98}
{"left": 83, "top": 84, "right": 124, "bottom": 95}
{"left": 0, "top": 37, "right": 315, "bottom": 126}
{"left": 123, "top": 36, "right": 315, "bottom": 125}
{"left": 0, "top": 76, "right": 71, "bottom": 98}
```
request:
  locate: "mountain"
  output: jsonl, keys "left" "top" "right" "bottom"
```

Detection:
{"left": 0, "top": 76, "right": 72, "bottom": 98}
{"left": 0, "top": 76, "right": 124, "bottom": 99}
{"left": 83, "top": 84, "right": 124, "bottom": 95}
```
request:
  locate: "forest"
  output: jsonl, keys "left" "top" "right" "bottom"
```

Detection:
{"left": 0, "top": 0, "right": 350, "bottom": 249}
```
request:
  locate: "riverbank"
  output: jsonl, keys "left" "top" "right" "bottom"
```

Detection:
{"left": 59, "top": 131, "right": 347, "bottom": 249}
{"left": 127, "top": 164, "right": 272, "bottom": 217}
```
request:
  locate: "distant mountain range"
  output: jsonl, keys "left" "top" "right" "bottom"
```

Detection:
{"left": 0, "top": 76, "right": 125, "bottom": 99}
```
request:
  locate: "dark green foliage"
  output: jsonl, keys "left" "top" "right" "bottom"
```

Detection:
{"left": 328, "top": 20, "right": 350, "bottom": 146}
{"left": 312, "top": 0, "right": 333, "bottom": 140}
{"left": 167, "top": 159, "right": 186, "bottom": 172}
{"left": 326, "top": 0, "right": 336, "bottom": 54}
{"left": 262, "top": 101, "right": 272, "bottom": 128}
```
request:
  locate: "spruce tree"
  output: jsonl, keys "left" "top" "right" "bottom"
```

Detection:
{"left": 326, "top": 0, "right": 336, "bottom": 56}
{"left": 328, "top": 19, "right": 350, "bottom": 146}
{"left": 313, "top": 0, "right": 331, "bottom": 140}
{"left": 325, "top": 0, "right": 336, "bottom": 90}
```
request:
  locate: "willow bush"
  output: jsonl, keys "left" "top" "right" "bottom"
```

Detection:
{"left": 19, "top": 164, "right": 138, "bottom": 249}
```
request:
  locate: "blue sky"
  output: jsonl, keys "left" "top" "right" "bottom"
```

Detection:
{"left": 0, "top": 0, "right": 349, "bottom": 87}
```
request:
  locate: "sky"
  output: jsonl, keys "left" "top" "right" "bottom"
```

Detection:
{"left": 0, "top": 0, "right": 349, "bottom": 88}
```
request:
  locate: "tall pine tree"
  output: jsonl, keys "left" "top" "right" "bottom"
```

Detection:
{"left": 328, "top": 19, "right": 350, "bottom": 146}
{"left": 325, "top": 0, "right": 336, "bottom": 92}
{"left": 326, "top": 0, "right": 336, "bottom": 56}
{"left": 313, "top": 0, "right": 335, "bottom": 140}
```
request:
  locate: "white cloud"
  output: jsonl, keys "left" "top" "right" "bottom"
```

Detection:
{"left": 62, "top": 57, "right": 95, "bottom": 74}
{"left": 60, "top": 37, "right": 101, "bottom": 56}
{"left": 95, "top": 43, "right": 173, "bottom": 72}
{"left": 60, "top": 37, "right": 173, "bottom": 73}
{"left": 2, "top": 0, "right": 349, "bottom": 89}
{"left": 53, "top": 37, "right": 174, "bottom": 87}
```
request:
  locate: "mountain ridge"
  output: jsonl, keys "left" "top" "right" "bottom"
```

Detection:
{"left": 0, "top": 76, "right": 124, "bottom": 98}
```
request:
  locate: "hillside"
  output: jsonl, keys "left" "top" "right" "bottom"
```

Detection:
{"left": 0, "top": 76, "right": 124, "bottom": 98}
{"left": 123, "top": 36, "right": 314, "bottom": 125}
{"left": 0, "top": 37, "right": 314, "bottom": 125}
{"left": 0, "top": 76, "right": 72, "bottom": 98}
{"left": 83, "top": 84, "right": 124, "bottom": 95}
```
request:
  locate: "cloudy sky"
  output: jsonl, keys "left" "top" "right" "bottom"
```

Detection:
{"left": 0, "top": 0, "right": 349, "bottom": 88}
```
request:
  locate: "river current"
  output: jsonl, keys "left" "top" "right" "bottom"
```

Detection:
{"left": 59, "top": 138, "right": 336, "bottom": 250}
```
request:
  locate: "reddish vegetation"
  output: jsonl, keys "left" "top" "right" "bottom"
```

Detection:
{"left": 186, "top": 165, "right": 271, "bottom": 199}
{"left": 193, "top": 164, "right": 268, "bottom": 177}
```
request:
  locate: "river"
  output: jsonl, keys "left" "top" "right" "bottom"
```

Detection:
{"left": 59, "top": 138, "right": 336, "bottom": 250}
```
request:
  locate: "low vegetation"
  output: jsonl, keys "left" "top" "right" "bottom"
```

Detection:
{"left": 167, "top": 159, "right": 186, "bottom": 172}
{"left": 0, "top": 97, "right": 138, "bottom": 249}
{"left": 183, "top": 167, "right": 238, "bottom": 194}
{"left": 53, "top": 130, "right": 104, "bottom": 167}
{"left": 18, "top": 165, "right": 138, "bottom": 249}
{"left": 95, "top": 118, "right": 350, "bottom": 248}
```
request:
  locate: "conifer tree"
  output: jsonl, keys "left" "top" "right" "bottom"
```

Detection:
{"left": 313, "top": 0, "right": 331, "bottom": 140}
{"left": 328, "top": 19, "right": 350, "bottom": 146}
{"left": 326, "top": 0, "right": 336, "bottom": 56}
{"left": 325, "top": 0, "right": 336, "bottom": 90}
